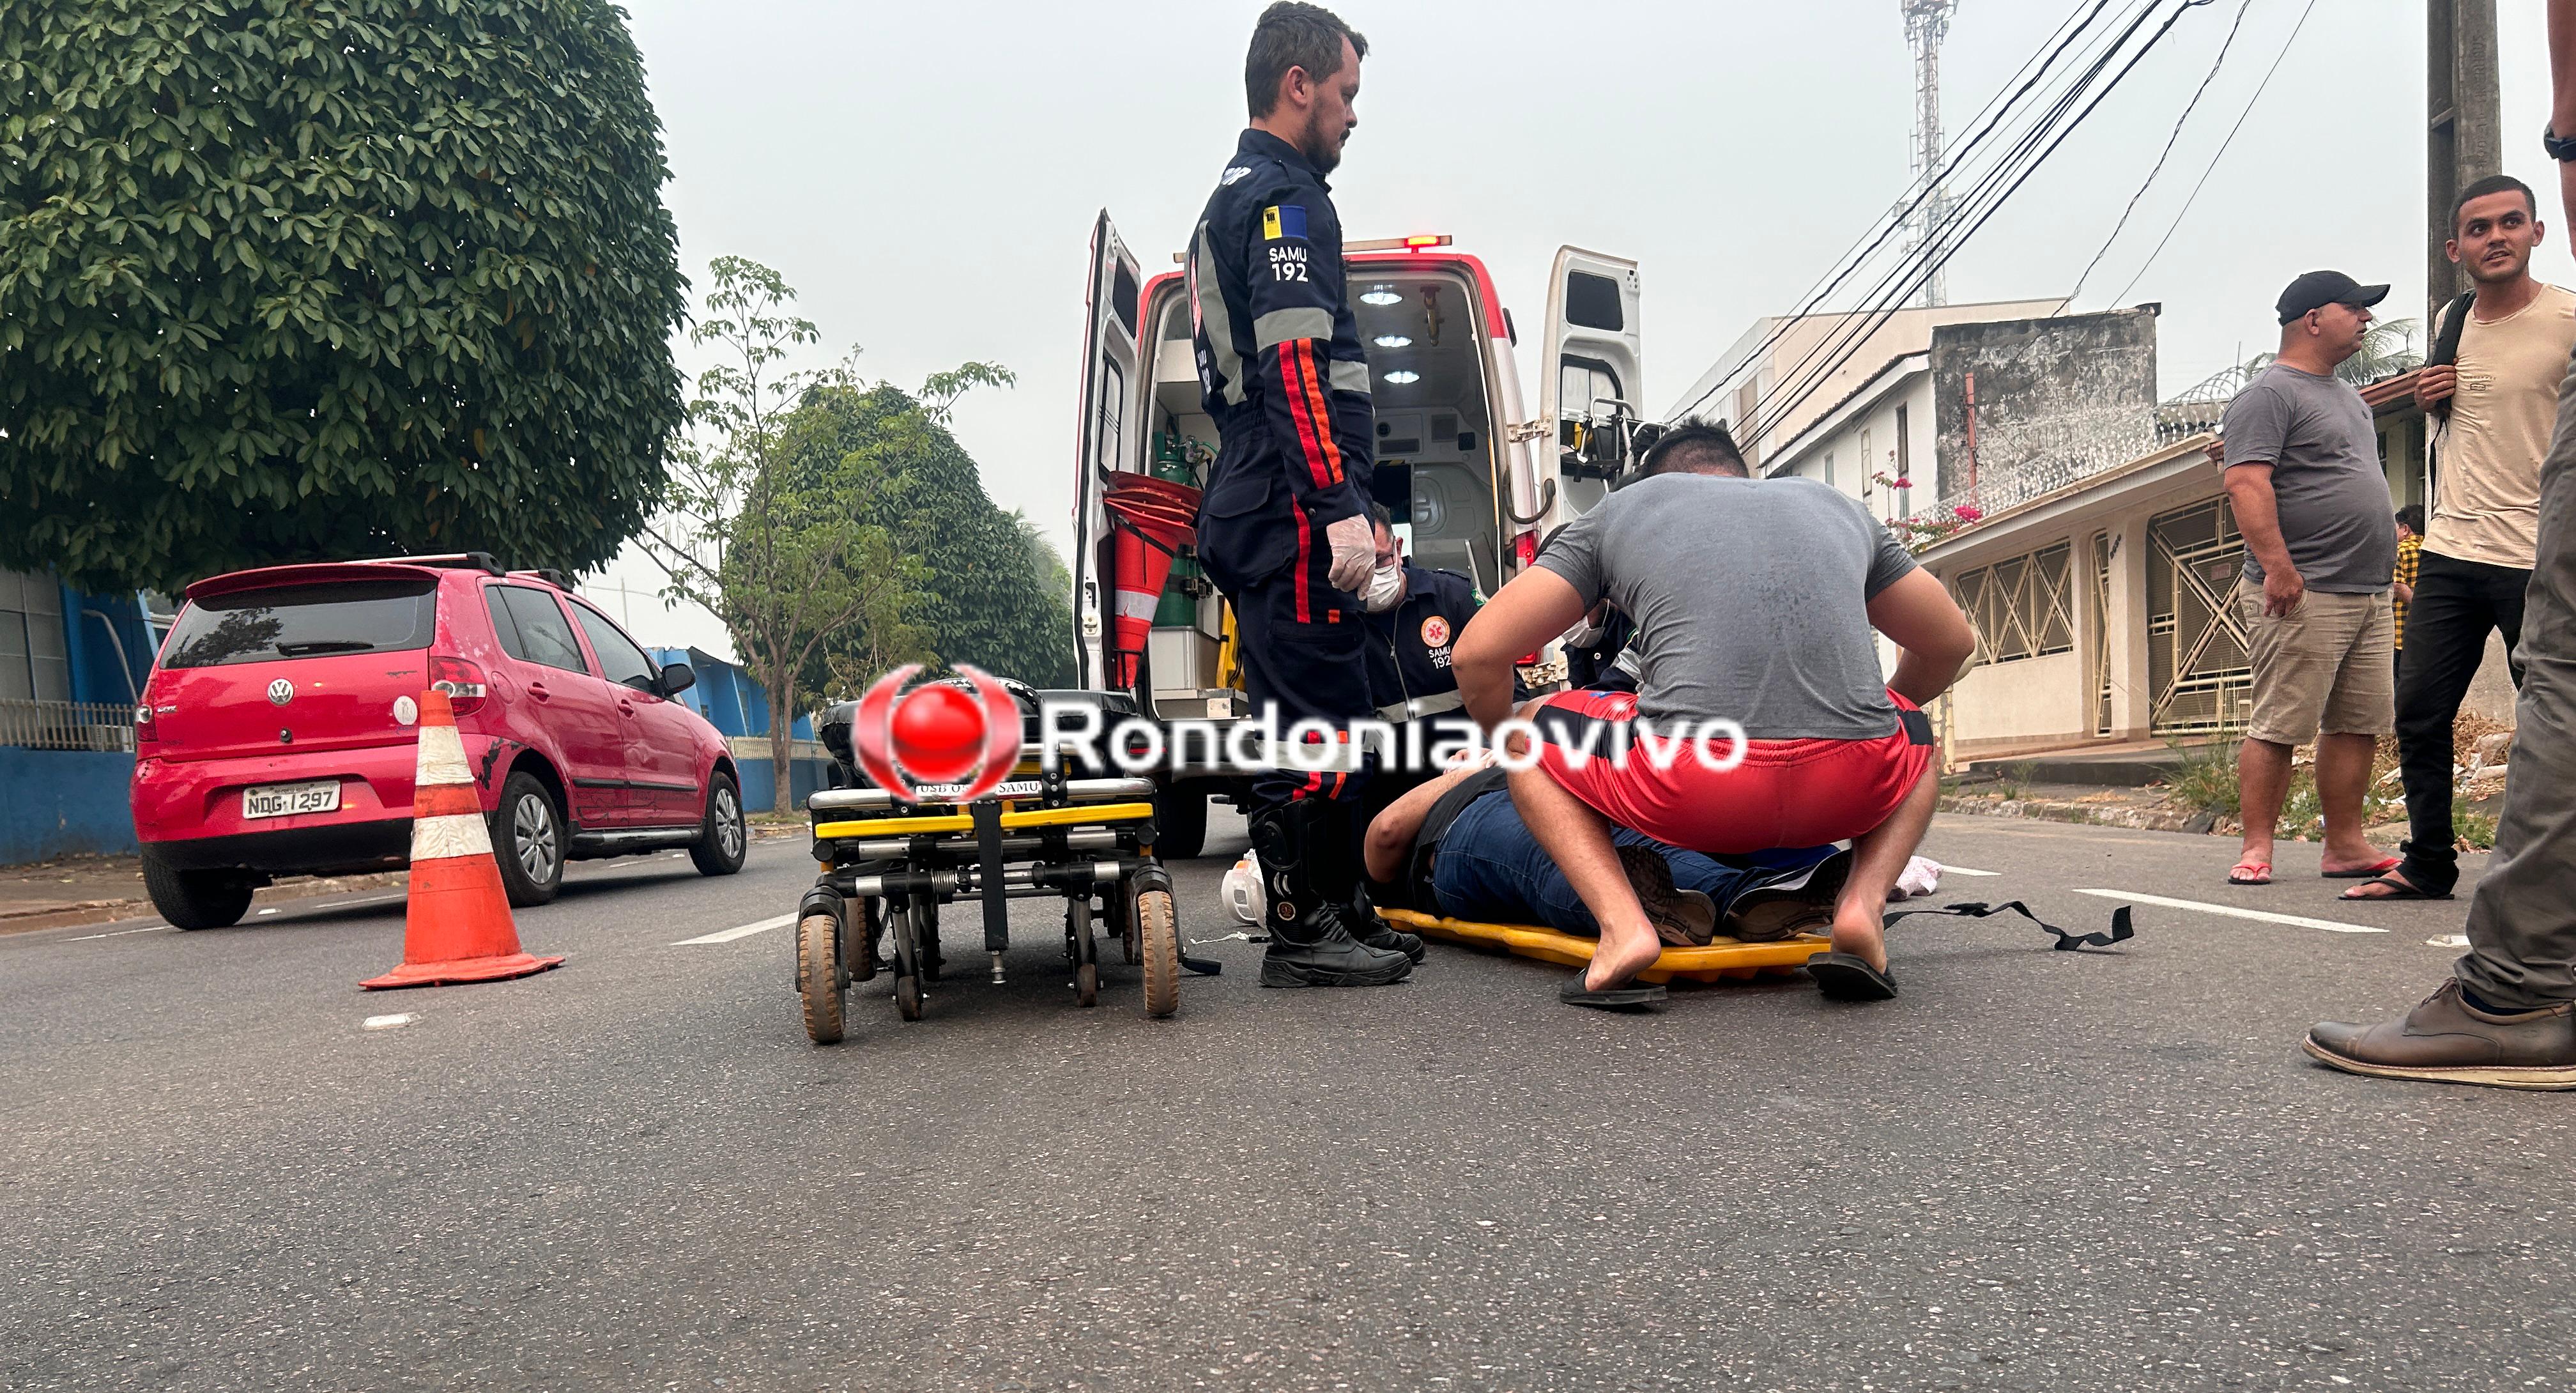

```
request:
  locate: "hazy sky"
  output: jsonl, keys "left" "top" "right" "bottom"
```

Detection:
{"left": 620, "top": 0, "right": 2555, "bottom": 560}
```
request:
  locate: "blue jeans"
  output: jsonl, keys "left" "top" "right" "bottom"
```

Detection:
{"left": 1427, "top": 791, "right": 1832, "bottom": 936}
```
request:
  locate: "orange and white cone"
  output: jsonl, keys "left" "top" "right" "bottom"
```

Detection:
{"left": 360, "top": 689, "right": 563, "bottom": 990}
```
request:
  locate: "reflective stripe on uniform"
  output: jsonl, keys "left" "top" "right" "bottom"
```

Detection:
{"left": 1254, "top": 307, "right": 1334, "bottom": 349}
{"left": 1280, "top": 340, "right": 1344, "bottom": 491}
{"left": 411, "top": 810, "right": 494, "bottom": 861}
{"left": 1328, "top": 359, "right": 1372, "bottom": 396}
{"left": 1191, "top": 224, "right": 1247, "bottom": 406}
{"left": 1375, "top": 690, "right": 1466, "bottom": 724}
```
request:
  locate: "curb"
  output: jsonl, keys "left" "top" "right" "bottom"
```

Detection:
{"left": 1938, "top": 794, "right": 2211, "bottom": 835}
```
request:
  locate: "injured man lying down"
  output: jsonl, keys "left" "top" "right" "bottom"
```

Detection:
{"left": 1360, "top": 756, "right": 1853, "bottom": 948}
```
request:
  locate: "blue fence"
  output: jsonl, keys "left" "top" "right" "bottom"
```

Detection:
{"left": 0, "top": 749, "right": 138, "bottom": 863}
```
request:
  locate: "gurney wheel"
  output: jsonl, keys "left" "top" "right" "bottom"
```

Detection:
{"left": 893, "top": 899, "right": 927, "bottom": 1022}
{"left": 797, "top": 912, "right": 846, "bottom": 1045}
{"left": 1071, "top": 894, "right": 1100, "bottom": 1007}
{"left": 1112, "top": 879, "right": 1140, "bottom": 964}
{"left": 1138, "top": 887, "right": 1179, "bottom": 1019}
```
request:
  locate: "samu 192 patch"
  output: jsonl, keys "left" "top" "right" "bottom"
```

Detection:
{"left": 1420, "top": 615, "right": 1451, "bottom": 649}
{"left": 1261, "top": 204, "right": 1308, "bottom": 241}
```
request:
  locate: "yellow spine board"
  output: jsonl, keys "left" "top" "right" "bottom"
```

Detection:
{"left": 812, "top": 802, "right": 1156, "bottom": 842}
{"left": 1377, "top": 908, "right": 1832, "bottom": 985}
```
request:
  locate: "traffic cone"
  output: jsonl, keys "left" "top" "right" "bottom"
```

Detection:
{"left": 360, "top": 689, "right": 563, "bottom": 990}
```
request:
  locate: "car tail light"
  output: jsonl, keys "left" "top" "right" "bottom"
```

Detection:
{"left": 134, "top": 704, "right": 157, "bottom": 744}
{"left": 429, "top": 654, "right": 489, "bottom": 714}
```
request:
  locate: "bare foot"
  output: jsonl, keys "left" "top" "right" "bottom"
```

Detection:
{"left": 1828, "top": 909, "right": 1888, "bottom": 974}
{"left": 1586, "top": 920, "right": 1666, "bottom": 991}
{"left": 2339, "top": 868, "right": 2424, "bottom": 900}
{"left": 2320, "top": 849, "right": 2397, "bottom": 876}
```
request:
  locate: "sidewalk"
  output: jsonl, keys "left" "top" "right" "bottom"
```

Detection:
{"left": 3, "top": 824, "right": 808, "bottom": 935}
{"left": 0, "top": 855, "right": 405, "bottom": 935}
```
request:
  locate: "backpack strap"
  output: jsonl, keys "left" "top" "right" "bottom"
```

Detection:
{"left": 1881, "top": 899, "right": 2136, "bottom": 952}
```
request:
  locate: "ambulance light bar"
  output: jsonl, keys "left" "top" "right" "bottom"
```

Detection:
{"left": 1170, "top": 233, "right": 1453, "bottom": 264}
{"left": 1346, "top": 235, "right": 1453, "bottom": 252}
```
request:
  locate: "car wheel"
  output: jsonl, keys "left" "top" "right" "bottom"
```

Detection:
{"left": 1155, "top": 784, "right": 1208, "bottom": 861}
{"left": 141, "top": 850, "right": 253, "bottom": 930}
{"left": 689, "top": 772, "right": 748, "bottom": 877}
{"left": 489, "top": 771, "right": 565, "bottom": 907}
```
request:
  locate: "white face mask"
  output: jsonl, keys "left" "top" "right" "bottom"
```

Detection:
{"left": 1362, "top": 560, "right": 1406, "bottom": 613}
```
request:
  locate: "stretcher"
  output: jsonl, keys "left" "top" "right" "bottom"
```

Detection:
{"left": 790, "top": 750, "right": 1182, "bottom": 1044}
{"left": 1377, "top": 907, "right": 1834, "bottom": 985}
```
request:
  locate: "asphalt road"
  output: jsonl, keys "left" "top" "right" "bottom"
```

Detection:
{"left": 3, "top": 810, "right": 2566, "bottom": 1392}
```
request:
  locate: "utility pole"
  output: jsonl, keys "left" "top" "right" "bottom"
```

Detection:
{"left": 2429, "top": 0, "right": 2502, "bottom": 323}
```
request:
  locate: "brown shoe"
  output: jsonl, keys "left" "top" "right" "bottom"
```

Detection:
{"left": 2303, "top": 980, "right": 2576, "bottom": 1090}
{"left": 1616, "top": 845, "right": 1717, "bottom": 946}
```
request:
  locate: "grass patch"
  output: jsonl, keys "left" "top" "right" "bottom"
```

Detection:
{"left": 2455, "top": 806, "right": 2498, "bottom": 850}
{"left": 2158, "top": 739, "right": 2241, "bottom": 821}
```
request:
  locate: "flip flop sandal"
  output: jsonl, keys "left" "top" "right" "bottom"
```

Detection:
{"left": 2336, "top": 874, "right": 2453, "bottom": 902}
{"left": 2322, "top": 856, "right": 2403, "bottom": 879}
{"left": 2227, "top": 860, "right": 2272, "bottom": 886}
{"left": 1806, "top": 951, "right": 1899, "bottom": 1002}
{"left": 1560, "top": 968, "right": 1667, "bottom": 1011}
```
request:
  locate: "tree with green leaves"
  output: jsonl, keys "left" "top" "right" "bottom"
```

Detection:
{"left": 641, "top": 257, "right": 935, "bottom": 814}
{"left": 0, "top": 0, "right": 686, "bottom": 592}
{"left": 776, "top": 381, "right": 1079, "bottom": 694}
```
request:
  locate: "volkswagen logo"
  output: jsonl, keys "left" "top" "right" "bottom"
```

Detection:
{"left": 267, "top": 679, "right": 295, "bottom": 707}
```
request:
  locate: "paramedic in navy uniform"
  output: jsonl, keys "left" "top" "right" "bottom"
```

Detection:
{"left": 1187, "top": 3, "right": 1417, "bottom": 987}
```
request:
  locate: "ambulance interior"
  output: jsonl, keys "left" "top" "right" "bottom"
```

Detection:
{"left": 1145, "top": 268, "right": 1502, "bottom": 594}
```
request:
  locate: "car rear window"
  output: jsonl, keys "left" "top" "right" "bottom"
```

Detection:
{"left": 162, "top": 580, "right": 438, "bottom": 669}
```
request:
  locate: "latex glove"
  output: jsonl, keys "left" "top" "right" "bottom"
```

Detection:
{"left": 1361, "top": 561, "right": 1406, "bottom": 613}
{"left": 1324, "top": 512, "right": 1374, "bottom": 592}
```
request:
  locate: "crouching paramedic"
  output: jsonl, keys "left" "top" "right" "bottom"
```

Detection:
{"left": 1452, "top": 418, "right": 1977, "bottom": 1007}
{"left": 1355, "top": 504, "right": 1483, "bottom": 819}
{"left": 1187, "top": 2, "right": 1415, "bottom": 986}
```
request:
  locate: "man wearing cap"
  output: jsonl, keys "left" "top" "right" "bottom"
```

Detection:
{"left": 2216, "top": 271, "right": 2401, "bottom": 889}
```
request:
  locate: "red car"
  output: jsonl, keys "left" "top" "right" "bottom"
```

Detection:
{"left": 131, "top": 553, "right": 748, "bottom": 928}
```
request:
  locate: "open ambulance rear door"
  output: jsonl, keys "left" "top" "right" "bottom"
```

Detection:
{"left": 1069, "top": 210, "right": 1143, "bottom": 691}
{"left": 1531, "top": 247, "right": 1644, "bottom": 525}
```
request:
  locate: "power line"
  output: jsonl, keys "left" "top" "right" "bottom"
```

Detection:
{"left": 1742, "top": 0, "right": 2220, "bottom": 453}
{"left": 2106, "top": 0, "right": 2320, "bottom": 307}
{"left": 1664, "top": 0, "right": 2145, "bottom": 429}
{"left": 2066, "top": 0, "right": 2256, "bottom": 304}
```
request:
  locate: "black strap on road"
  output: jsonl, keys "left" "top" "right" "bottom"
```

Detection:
{"left": 1882, "top": 900, "right": 2135, "bottom": 953}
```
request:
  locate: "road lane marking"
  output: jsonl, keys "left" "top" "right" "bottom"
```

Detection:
{"left": 674, "top": 913, "right": 797, "bottom": 946}
{"left": 65, "top": 925, "right": 172, "bottom": 941}
{"left": 1938, "top": 865, "right": 2001, "bottom": 876}
{"left": 2072, "top": 888, "right": 2388, "bottom": 934}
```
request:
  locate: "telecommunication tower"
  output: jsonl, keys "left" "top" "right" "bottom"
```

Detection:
{"left": 1903, "top": 0, "right": 1958, "bottom": 307}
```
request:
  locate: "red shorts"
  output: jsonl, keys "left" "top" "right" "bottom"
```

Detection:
{"left": 1528, "top": 689, "right": 1935, "bottom": 855}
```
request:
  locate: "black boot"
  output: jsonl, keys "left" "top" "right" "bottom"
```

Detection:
{"left": 1317, "top": 801, "right": 1425, "bottom": 963}
{"left": 1248, "top": 802, "right": 1413, "bottom": 988}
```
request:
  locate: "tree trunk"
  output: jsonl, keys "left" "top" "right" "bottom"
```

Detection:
{"left": 768, "top": 684, "right": 795, "bottom": 817}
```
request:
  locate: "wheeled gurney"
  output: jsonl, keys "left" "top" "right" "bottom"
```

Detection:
{"left": 790, "top": 748, "right": 1182, "bottom": 1044}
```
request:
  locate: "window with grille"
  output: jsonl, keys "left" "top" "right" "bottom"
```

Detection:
{"left": 1950, "top": 543, "right": 2074, "bottom": 666}
{"left": 0, "top": 569, "right": 71, "bottom": 702}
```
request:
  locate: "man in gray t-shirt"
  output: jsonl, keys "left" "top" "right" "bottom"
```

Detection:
{"left": 1453, "top": 419, "right": 1975, "bottom": 1008}
{"left": 2214, "top": 269, "right": 2402, "bottom": 890}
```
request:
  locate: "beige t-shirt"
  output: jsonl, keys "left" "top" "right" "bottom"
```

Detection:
{"left": 2425, "top": 282, "right": 2576, "bottom": 569}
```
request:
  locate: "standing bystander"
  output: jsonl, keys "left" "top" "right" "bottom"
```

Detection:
{"left": 2391, "top": 504, "right": 2423, "bottom": 683}
{"left": 2303, "top": 0, "right": 2576, "bottom": 1087}
{"left": 2217, "top": 272, "right": 2402, "bottom": 888}
{"left": 2347, "top": 176, "right": 2575, "bottom": 902}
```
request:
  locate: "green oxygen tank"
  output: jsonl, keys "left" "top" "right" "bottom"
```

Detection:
{"left": 1153, "top": 434, "right": 1206, "bottom": 627}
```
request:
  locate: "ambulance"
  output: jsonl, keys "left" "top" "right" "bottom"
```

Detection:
{"left": 1066, "top": 211, "right": 1644, "bottom": 853}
